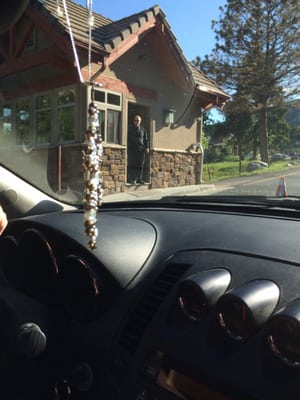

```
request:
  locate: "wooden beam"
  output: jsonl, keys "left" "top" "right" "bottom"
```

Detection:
{"left": 0, "top": 46, "right": 74, "bottom": 77}
{"left": 15, "top": 22, "right": 35, "bottom": 58}
{"left": 25, "top": 6, "right": 73, "bottom": 55}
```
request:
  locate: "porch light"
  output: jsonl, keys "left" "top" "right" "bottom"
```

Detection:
{"left": 164, "top": 108, "right": 176, "bottom": 125}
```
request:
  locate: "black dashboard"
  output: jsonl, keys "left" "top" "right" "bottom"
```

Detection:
{"left": 1, "top": 204, "right": 300, "bottom": 399}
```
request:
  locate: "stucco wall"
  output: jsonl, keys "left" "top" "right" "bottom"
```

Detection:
{"left": 103, "top": 40, "right": 201, "bottom": 151}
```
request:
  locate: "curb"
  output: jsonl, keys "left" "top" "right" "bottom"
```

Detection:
{"left": 103, "top": 184, "right": 216, "bottom": 202}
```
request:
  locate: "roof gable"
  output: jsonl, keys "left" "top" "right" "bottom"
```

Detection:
{"left": 4, "top": 0, "right": 229, "bottom": 107}
{"left": 50, "top": 0, "right": 229, "bottom": 105}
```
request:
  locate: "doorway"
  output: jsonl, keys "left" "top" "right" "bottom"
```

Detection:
{"left": 127, "top": 103, "right": 151, "bottom": 184}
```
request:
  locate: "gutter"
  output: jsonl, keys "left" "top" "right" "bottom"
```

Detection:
{"left": 89, "top": 55, "right": 108, "bottom": 83}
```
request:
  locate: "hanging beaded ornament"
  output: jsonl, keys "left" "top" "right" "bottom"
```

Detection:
{"left": 82, "top": 91, "right": 104, "bottom": 250}
{"left": 59, "top": 0, "right": 103, "bottom": 249}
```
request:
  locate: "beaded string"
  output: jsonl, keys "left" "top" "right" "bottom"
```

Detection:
{"left": 82, "top": 88, "right": 104, "bottom": 250}
{"left": 57, "top": 1, "right": 103, "bottom": 249}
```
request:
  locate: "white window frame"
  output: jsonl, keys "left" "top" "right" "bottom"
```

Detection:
{"left": 93, "top": 89, "right": 122, "bottom": 145}
{"left": 0, "top": 85, "right": 78, "bottom": 148}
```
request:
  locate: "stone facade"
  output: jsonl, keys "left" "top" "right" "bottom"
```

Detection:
{"left": 102, "top": 147, "right": 127, "bottom": 195}
{"left": 150, "top": 150, "right": 203, "bottom": 189}
{"left": 101, "top": 146, "right": 203, "bottom": 195}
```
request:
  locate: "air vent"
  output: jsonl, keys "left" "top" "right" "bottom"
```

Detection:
{"left": 118, "top": 262, "right": 189, "bottom": 353}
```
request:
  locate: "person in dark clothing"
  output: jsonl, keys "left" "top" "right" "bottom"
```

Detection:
{"left": 127, "top": 114, "right": 150, "bottom": 184}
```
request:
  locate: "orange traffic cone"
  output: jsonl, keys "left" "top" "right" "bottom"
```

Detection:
{"left": 275, "top": 176, "right": 288, "bottom": 197}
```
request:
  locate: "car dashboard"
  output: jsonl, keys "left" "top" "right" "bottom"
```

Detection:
{"left": 1, "top": 203, "right": 300, "bottom": 399}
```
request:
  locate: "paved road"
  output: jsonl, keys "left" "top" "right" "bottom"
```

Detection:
{"left": 213, "top": 167, "right": 300, "bottom": 197}
{"left": 103, "top": 167, "right": 300, "bottom": 202}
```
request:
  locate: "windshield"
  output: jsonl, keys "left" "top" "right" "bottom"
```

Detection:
{"left": 0, "top": 0, "right": 299, "bottom": 205}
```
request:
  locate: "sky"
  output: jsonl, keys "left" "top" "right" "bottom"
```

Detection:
{"left": 74, "top": 0, "right": 226, "bottom": 61}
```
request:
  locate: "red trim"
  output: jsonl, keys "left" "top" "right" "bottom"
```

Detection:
{"left": 82, "top": 73, "right": 157, "bottom": 101}
{"left": 106, "top": 18, "right": 156, "bottom": 67}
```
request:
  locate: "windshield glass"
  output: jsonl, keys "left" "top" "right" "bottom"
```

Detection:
{"left": 0, "top": 0, "right": 299, "bottom": 205}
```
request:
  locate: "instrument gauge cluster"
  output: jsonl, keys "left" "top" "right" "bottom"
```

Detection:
{"left": 0, "top": 225, "right": 117, "bottom": 322}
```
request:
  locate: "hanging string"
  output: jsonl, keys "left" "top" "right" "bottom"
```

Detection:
{"left": 61, "top": 0, "right": 84, "bottom": 83}
{"left": 86, "top": 0, "right": 94, "bottom": 81}
{"left": 82, "top": 1, "right": 103, "bottom": 249}
{"left": 59, "top": 0, "right": 104, "bottom": 249}
{"left": 82, "top": 89, "right": 104, "bottom": 250}
{"left": 56, "top": 0, "right": 63, "bottom": 16}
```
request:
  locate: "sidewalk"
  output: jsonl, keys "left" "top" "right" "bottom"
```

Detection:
{"left": 103, "top": 183, "right": 217, "bottom": 202}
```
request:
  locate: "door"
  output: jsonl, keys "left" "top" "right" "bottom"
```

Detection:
{"left": 127, "top": 103, "right": 150, "bottom": 184}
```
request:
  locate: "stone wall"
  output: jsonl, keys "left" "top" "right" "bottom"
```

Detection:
{"left": 38, "top": 144, "right": 203, "bottom": 196}
{"left": 150, "top": 149, "right": 203, "bottom": 189}
{"left": 100, "top": 147, "right": 203, "bottom": 194}
{"left": 102, "top": 146, "right": 127, "bottom": 195}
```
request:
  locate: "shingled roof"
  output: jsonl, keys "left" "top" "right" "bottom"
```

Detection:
{"left": 189, "top": 63, "right": 228, "bottom": 100}
{"left": 33, "top": 0, "right": 229, "bottom": 104}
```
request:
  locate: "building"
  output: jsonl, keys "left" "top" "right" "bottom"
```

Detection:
{"left": 0, "top": 0, "right": 229, "bottom": 195}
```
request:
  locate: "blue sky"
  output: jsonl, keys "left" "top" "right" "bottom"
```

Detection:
{"left": 74, "top": 1, "right": 226, "bottom": 61}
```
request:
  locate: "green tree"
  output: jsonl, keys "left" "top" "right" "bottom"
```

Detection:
{"left": 194, "top": 0, "right": 300, "bottom": 163}
{"left": 268, "top": 107, "right": 291, "bottom": 152}
{"left": 224, "top": 103, "right": 258, "bottom": 165}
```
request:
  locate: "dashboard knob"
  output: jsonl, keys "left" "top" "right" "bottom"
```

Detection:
{"left": 15, "top": 322, "right": 47, "bottom": 358}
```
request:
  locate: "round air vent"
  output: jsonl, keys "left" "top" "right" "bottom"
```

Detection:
{"left": 58, "top": 255, "right": 101, "bottom": 322}
{"left": 266, "top": 298, "right": 300, "bottom": 368}
{"left": 178, "top": 268, "right": 231, "bottom": 322}
{"left": 18, "top": 229, "right": 59, "bottom": 301}
{"left": 216, "top": 280, "right": 280, "bottom": 341}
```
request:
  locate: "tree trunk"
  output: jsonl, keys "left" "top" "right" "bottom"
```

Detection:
{"left": 238, "top": 142, "right": 243, "bottom": 174}
{"left": 258, "top": 107, "right": 269, "bottom": 163}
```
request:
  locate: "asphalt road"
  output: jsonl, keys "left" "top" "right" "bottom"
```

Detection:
{"left": 104, "top": 166, "right": 300, "bottom": 202}
{"left": 213, "top": 166, "right": 300, "bottom": 197}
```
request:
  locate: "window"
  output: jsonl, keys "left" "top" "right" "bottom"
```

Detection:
{"left": 107, "top": 93, "right": 121, "bottom": 106}
{"left": 98, "top": 109, "right": 105, "bottom": 139}
{"left": 0, "top": 86, "right": 77, "bottom": 147}
{"left": 0, "top": 104, "right": 12, "bottom": 146}
{"left": 36, "top": 94, "right": 51, "bottom": 144}
{"left": 57, "top": 89, "right": 76, "bottom": 143}
{"left": 16, "top": 98, "right": 31, "bottom": 146}
{"left": 107, "top": 110, "right": 121, "bottom": 143}
{"left": 94, "top": 89, "right": 121, "bottom": 144}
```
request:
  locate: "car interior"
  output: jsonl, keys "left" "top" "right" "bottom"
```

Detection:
{"left": 1, "top": 2, "right": 300, "bottom": 400}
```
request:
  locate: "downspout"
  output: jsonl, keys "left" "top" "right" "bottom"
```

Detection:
{"left": 89, "top": 55, "right": 108, "bottom": 83}
{"left": 173, "top": 84, "right": 199, "bottom": 126}
{"left": 195, "top": 114, "right": 203, "bottom": 184}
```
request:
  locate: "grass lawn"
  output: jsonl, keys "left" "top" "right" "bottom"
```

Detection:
{"left": 202, "top": 158, "right": 300, "bottom": 183}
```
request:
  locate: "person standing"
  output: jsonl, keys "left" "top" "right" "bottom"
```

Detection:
{"left": 127, "top": 114, "right": 149, "bottom": 184}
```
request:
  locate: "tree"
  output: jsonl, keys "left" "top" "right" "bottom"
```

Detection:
{"left": 223, "top": 97, "right": 258, "bottom": 164}
{"left": 194, "top": 0, "right": 300, "bottom": 163}
{"left": 268, "top": 107, "right": 291, "bottom": 152}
